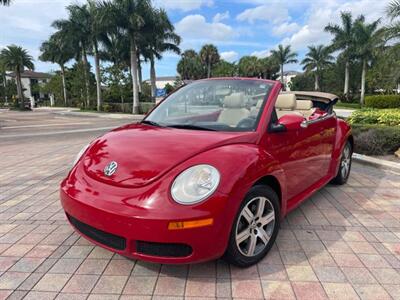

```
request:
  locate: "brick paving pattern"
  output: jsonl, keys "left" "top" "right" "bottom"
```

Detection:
{"left": 0, "top": 110, "right": 400, "bottom": 299}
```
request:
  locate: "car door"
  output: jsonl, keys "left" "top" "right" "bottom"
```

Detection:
{"left": 305, "top": 112, "right": 337, "bottom": 175}
{"left": 262, "top": 110, "right": 328, "bottom": 202}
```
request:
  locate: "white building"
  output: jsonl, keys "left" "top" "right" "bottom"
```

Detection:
{"left": 5, "top": 70, "right": 51, "bottom": 108}
{"left": 144, "top": 76, "right": 178, "bottom": 90}
{"left": 277, "top": 71, "right": 301, "bottom": 91}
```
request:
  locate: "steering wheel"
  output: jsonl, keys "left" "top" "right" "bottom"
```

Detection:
{"left": 236, "top": 117, "right": 256, "bottom": 129}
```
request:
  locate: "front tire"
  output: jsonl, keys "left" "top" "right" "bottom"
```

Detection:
{"left": 224, "top": 185, "right": 280, "bottom": 267}
{"left": 332, "top": 141, "right": 352, "bottom": 185}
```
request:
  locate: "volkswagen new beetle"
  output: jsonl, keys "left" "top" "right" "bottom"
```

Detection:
{"left": 60, "top": 78, "right": 353, "bottom": 267}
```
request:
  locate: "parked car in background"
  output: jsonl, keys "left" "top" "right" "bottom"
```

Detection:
{"left": 60, "top": 78, "right": 353, "bottom": 267}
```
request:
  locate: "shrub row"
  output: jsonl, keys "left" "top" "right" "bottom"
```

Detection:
{"left": 365, "top": 95, "right": 400, "bottom": 108}
{"left": 101, "top": 102, "right": 156, "bottom": 114}
{"left": 351, "top": 124, "right": 400, "bottom": 155}
{"left": 347, "top": 109, "right": 400, "bottom": 126}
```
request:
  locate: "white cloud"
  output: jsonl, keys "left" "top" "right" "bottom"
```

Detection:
{"left": 175, "top": 14, "right": 236, "bottom": 42}
{"left": 280, "top": 0, "right": 390, "bottom": 51}
{"left": 213, "top": 11, "right": 230, "bottom": 23}
{"left": 220, "top": 51, "right": 238, "bottom": 62}
{"left": 236, "top": 4, "right": 289, "bottom": 24}
{"left": 251, "top": 49, "right": 271, "bottom": 58}
{"left": 155, "top": 0, "right": 213, "bottom": 12}
{"left": 272, "top": 22, "right": 301, "bottom": 37}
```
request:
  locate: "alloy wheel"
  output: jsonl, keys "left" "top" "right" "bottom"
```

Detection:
{"left": 235, "top": 196, "right": 275, "bottom": 257}
{"left": 341, "top": 144, "right": 351, "bottom": 179}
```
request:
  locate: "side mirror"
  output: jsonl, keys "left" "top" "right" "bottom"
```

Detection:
{"left": 270, "top": 114, "right": 305, "bottom": 133}
{"left": 269, "top": 123, "right": 286, "bottom": 133}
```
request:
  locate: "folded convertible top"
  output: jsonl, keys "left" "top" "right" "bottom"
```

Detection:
{"left": 281, "top": 91, "right": 339, "bottom": 104}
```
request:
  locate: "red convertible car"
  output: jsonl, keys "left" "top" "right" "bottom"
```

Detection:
{"left": 60, "top": 78, "right": 353, "bottom": 267}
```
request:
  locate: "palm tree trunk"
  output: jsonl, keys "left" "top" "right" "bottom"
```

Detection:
{"left": 15, "top": 70, "right": 24, "bottom": 109}
{"left": 344, "top": 60, "right": 350, "bottom": 96}
{"left": 315, "top": 73, "right": 320, "bottom": 91}
{"left": 94, "top": 46, "right": 102, "bottom": 111}
{"left": 360, "top": 59, "right": 367, "bottom": 106}
{"left": 2, "top": 71, "right": 7, "bottom": 104}
{"left": 82, "top": 50, "right": 90, "bottom": 108}
{"left": 130, "top": 42, "right": 140, "bottom": 114}
{"left": 207, "top": 63, "right": 211, "bottom": 78}
{"left": 150, "top": 55, "right": 156, "bottom": 99}
{"left": 137, "top": 57, "right": 142, "bottom": 93}
{"left": 60, "top": 65, "right": 67, "bottom": 106}
{"left": 280, "top": 64, "right": 284, "bottom": 90}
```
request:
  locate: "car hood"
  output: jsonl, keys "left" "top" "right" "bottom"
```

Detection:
{"left": 81, "top": 123, "right": 257, "bottom": 188}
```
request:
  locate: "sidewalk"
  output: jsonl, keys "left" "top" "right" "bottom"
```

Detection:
{"left": 334, "top": 108, "right": 355, "bottom": 118}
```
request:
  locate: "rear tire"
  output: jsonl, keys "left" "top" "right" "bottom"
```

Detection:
{"left": 224, "top": 185, "right": 280, "bottom": 267}
{"left": 331, "top": 141, "right": 352, "bottom": 185}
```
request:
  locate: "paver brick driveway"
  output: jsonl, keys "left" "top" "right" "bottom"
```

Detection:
{"left": 1, "top": 110, "right": 400, "bottom": 299}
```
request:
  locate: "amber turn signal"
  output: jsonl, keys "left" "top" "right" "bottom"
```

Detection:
{"left": 168, "top": 218, "right": 214, "bottom": 230}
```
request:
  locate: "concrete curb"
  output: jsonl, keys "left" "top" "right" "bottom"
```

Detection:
{"left": 353, "top": 153, "right": 400, "bottom": 172}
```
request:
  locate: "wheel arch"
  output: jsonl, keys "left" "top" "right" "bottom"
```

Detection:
{"left": 347, "top": 134, "right": 354, "bottom": 151}
{"left": 252, "top": 175, "right": 282, "bottom": 210}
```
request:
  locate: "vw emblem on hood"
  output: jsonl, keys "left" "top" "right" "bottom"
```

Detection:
{"left": 104, "top": 161, "right": 118, "bottom": 177}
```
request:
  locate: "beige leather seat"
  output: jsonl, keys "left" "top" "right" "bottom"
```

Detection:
{"left": 218, "top": 92, "right": 250, "bottom": 126}
{"left": 249, "top": 99, "right": 263, "bottom": 117}
{"left": 275, "top": 94, "right": 297, "bottom": 118}
{"left": 295, "top": 100, "right": 314, "bottom": 119}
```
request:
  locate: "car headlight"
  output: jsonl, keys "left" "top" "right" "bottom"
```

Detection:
{"left": 72, "top": 143, "right": 90, "bottom": 166}
{"left": 171, "top": 164, "right": 220, "bottom": 205}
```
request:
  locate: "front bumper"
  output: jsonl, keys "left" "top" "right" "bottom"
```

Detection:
{"left": 60, "top": 175, "right": 232, "bottom": 264}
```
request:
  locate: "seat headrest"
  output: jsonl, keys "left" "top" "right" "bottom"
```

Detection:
{"left": 224, "top": 92, "right": 245, "bottom": 108}
{"left": 296, "top": 100, "right": 313, "bottom": 110}
{"left": 276, "top": 94, "right": 296, "bottom": 110}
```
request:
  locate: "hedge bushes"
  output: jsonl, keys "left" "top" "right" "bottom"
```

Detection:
{"left": 347, "top": 109, "right": 400, "bottom": 126}
{"left": 365, "top": 95, "right": 400, "bottom": 108}
{"left": 351, "top": 124, "right": 400, "bottom": 155}
{"left": 101, "top": 102, "right": 155, "bottom": 114}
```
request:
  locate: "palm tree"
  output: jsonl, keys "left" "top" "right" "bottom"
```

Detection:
{"left": 86, "top": 0, "right": 105, "bottom": 111}
{"left": 200, "top": 44, "right": 220, "bottom": 78}
{"left": 271, "top": 44, "right": 298, "bottom": 89}
{"left": 387, "top": 0, "right": 400, "bottom": 18}
{"left": 1, "top": 0, "right": 11, "bottom": 5}
{"left": 53, "top": 4, "right": 92, "bottom": 108}
{"left": 99, "top": 29, "right": 130, "bottom": 104}
{"left": 146, "top": 8, "right": 181, "bottom": 98}
{"left": 39, "top": 32, "right": 75, "bottom": 106}
{"left": 259, "top": 56, "right": 279, "bottom": 80}
{"left": 386, "top": 1, "right": 400, "bottom": 41}
{"left": 238, "top": 56, "right": 261, "bottom": 77}
{"left": 325, "top": 12, "right": 364, "bottom": 97}
{"left": 177, "top": 50, "right": 203, "bottom": 80}
{"left": 103, "top": 0, "right": 152, "bottom": 114}
{"left": 301, "top": 45, "right": 334, "bottom": 91}
{"left": 354, "top": 19, "right": 384, "bottom": 105}
{"left": 0, "top": 45, "right": 34, "bottom": 109}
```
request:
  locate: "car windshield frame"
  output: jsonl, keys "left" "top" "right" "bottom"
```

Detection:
{"left": 143, "top": 79, "right": 274, "bottom": 132}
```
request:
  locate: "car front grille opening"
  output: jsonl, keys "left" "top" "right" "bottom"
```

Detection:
{"left": 67, "top": 214, "right": 126, "bottom": 251}
{"left": 136, "top": 241, "right": 193, "bottom": 257}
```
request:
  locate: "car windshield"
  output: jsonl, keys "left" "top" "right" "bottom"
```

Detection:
{"left": 144, "top": 79, "right": 274, "bottom": 132}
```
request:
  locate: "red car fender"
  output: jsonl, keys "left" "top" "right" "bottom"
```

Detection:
{"left": 184, "top": 143, "right": 286, "bottom": 236}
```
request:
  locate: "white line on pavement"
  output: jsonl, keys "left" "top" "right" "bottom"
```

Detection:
{"left": 0, "top": 126, "right": 116, "bottom": 139}
{"left": 2, "top": 122, "right": 90, "bottom": 129}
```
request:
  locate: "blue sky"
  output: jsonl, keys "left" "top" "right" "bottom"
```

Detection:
{"left": 0, "top": 0, "right": 391, "bottom": 80}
